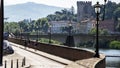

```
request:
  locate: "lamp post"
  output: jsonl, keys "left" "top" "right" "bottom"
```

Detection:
{"left": 49, "top": 24, "right": 52, "bottom": 44}
{"left": 68, "top": 22, "right": 72, "bottom": 36}
{"left": 102, "top": 0, "right": 107, "bottom": 20}
{"left": 36, "top": 26, "right": 39, "bottom": 42}
{"left": 0, "top": 0, "right": 4, "bottom": 65}
{"left": 94, "top": 2, "right": 101, "bottom": 58}
{"left": 68, "top": 22, "right": 72, "bottom": 46}
{"left": 20, "top": 26, "right": 22, "bottom": 39}
{"left": 65, "top": 21, "right": 75, "bottom": 47}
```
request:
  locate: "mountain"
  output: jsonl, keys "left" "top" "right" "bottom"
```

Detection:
{"left": 4, "top": 2, "right": 64, "bottom": 22}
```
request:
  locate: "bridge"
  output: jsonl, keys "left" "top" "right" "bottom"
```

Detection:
{"left": 2, "top": 37, "right": 106, "bottom": 68}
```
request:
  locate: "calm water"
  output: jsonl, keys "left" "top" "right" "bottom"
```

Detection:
{"left": 100, "top": 49, "right": 120, "bottom": 68}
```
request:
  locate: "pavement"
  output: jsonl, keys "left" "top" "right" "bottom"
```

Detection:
{"left": 9, "top": 42, "right": 73, "bottom": 65}
{"left": 1, "top": 42, "right": 73, "bottom": 68}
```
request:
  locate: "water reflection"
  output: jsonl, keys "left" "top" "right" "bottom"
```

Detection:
{"left": 100, "top": 49, "right": 120, "bottom": 68}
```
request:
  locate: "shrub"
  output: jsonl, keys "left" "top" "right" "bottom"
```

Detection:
{"left": 109, "top": 41, "right": 120, "bottom": 49}
{"left": 39, "top": 38, "right": 61, "bottom": 45}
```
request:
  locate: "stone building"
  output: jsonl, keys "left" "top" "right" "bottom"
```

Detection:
{"left": 77, "top": 1, "right": 93, "bottom": 22}
{"left": 49, "top": 21, "right": 77, "bottom": 33}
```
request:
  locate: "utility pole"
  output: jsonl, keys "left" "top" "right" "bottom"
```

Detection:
{"left": 0, "top": 0, "right": 4, "bottom": 66}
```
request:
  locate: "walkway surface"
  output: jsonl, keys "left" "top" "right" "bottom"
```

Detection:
{"left": 2, "top": 42, "right": 73, "bottom": 68}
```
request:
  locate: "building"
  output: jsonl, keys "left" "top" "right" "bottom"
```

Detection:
{"left": 76, "top": 1, "right": 116, "bottom": 34}
{"left": 76, "top": 1, "right": 94, "bottom": 34}
{"left": 77, "top": 1, "right": 93, "bottom": 22}
{"left": 91, "top": 19, "right": 115, "bottom": 33}
{"left": 99, "top": 20, "right": 115, "bottom": 33}
{"left": 76, "top": 19, "right": 94, "bottom": 34}
{"left": 49, "top": 21, "right": 77, "bottom": 33}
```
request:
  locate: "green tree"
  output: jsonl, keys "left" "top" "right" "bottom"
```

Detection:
{"left": 89, "top": 28, "right": 96, "bottom": 35}
{"left": 102, "top": 1, "right": 117, "bottom": 19}
{"left": 36, "top": 18, "right": 49, "bottom": 33}
{"left": 110, "top": 41, "right": 120, "bottom": 49}
{"left": 116, "top": 23, "right": 120, "bottom": 31}
{"left": 114, "top": 7, "right": 120, "bottom": 18}
{"left": 18, "top": 20, "right": 29, "bottom": 32}
{"left": 46, "top": 8, "right": 77, "bottom": 22}
{"left": 4, "top": 22, "right": 19, "bottom": 33}
{"left": 89, "top": 28, "right": 109, "bottom": 35}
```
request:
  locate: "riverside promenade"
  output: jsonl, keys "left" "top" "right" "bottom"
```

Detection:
{"left": 0, "top": 41, "right": 105, "bottom": 68}
{"left": 1, "top": 42, "right": 72, "bottom": 68}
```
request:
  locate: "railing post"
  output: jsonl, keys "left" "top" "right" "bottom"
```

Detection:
{"left": 16, "top": 59, "right": 18, "bottom": 68}
{"left": 24, "top": 40, "right": 27, "bottom": 49}
{"left": 11, "top": 60, "right": 13, "bottom": 68}
{"left": 21, "top": 57, "right": 25, "bottom": 67}
{"left": 23, "top": 57, "right": 26, "bottom": 66}
{"left": 4, "top": 60, "right": 7, "bottom": 68}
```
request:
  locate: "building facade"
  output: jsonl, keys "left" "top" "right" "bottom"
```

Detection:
{"left": 77, "top": 1, "right": 93, "bottom": 23}
{"left": 49, "top": 21, "right": 77, "bottom": 33}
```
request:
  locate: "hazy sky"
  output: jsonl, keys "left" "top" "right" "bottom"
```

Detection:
{"left": 4, "top": 0, "right": 120, "bottom": 8}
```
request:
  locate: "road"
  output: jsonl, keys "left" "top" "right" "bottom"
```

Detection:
{"left": 3, "top": 44, "right": 66, "bottom": 68}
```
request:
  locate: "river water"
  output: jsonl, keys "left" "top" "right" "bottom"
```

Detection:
{"left": 100, "top": 49, "right": 120, "bottom": 68}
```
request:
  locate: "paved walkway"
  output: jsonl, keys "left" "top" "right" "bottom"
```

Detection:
{"left": 5, "top": 42, "right": 73, "bottom": 68}
{"left": 10, "top": 42, "right": 73, "bottom": 65}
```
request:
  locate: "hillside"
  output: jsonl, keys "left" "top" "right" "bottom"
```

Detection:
{"left": 4, "top": 2, "right": 64, "bottom": 22}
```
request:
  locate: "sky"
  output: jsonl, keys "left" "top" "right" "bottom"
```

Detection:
{"left": 4, "top": 0, "right": 120, "bottom": 8}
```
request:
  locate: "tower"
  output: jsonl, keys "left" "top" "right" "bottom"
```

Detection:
{"left": 77, "top": 1, "right": 93, "bottom": 22}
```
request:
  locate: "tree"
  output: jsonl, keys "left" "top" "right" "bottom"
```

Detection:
{"left": 4, "top": 22, "right": 19, "bottom": 33}
{"left": 116, "top": 23, "right": 120, "bottom": 32}
{"left": 114, "top": 7, "right": 120, "bottom": 18}
{"left": 18, "top": 20, "right": 29, "bottom": 32}
{"left": 104, "top": 1, "right": 117, "bottom": 19}
{"left": 41, "top": 18, "right": 49, "bottom": 33}
{"left": 46, "top": 8, "right": 77, "bottom": 22}
{"left": 100, "top": 29, "right": 109, "bottom": 35}
{"left": 70, "top": 6, "right": 75, "bottom": 15}
{"left": 89, "top": 28, "right": 109, "bottom": 35}
{"left": 36, "top": 18, "right": 49, "bottom": 33}
{"left": 89, "top": 28, "right": 96, "bottom": 35}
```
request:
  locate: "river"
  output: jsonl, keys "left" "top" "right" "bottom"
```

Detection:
{"left": 100, "top": 49, "right": 120, "bottom": 68}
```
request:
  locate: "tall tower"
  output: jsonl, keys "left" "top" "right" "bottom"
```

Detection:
{"left": 77, "top": 1, "right": 92, "bottom": 22}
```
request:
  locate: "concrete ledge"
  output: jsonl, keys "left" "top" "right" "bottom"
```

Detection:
{"left": 65, "top": 54, "right": 106, "bottom": 68}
